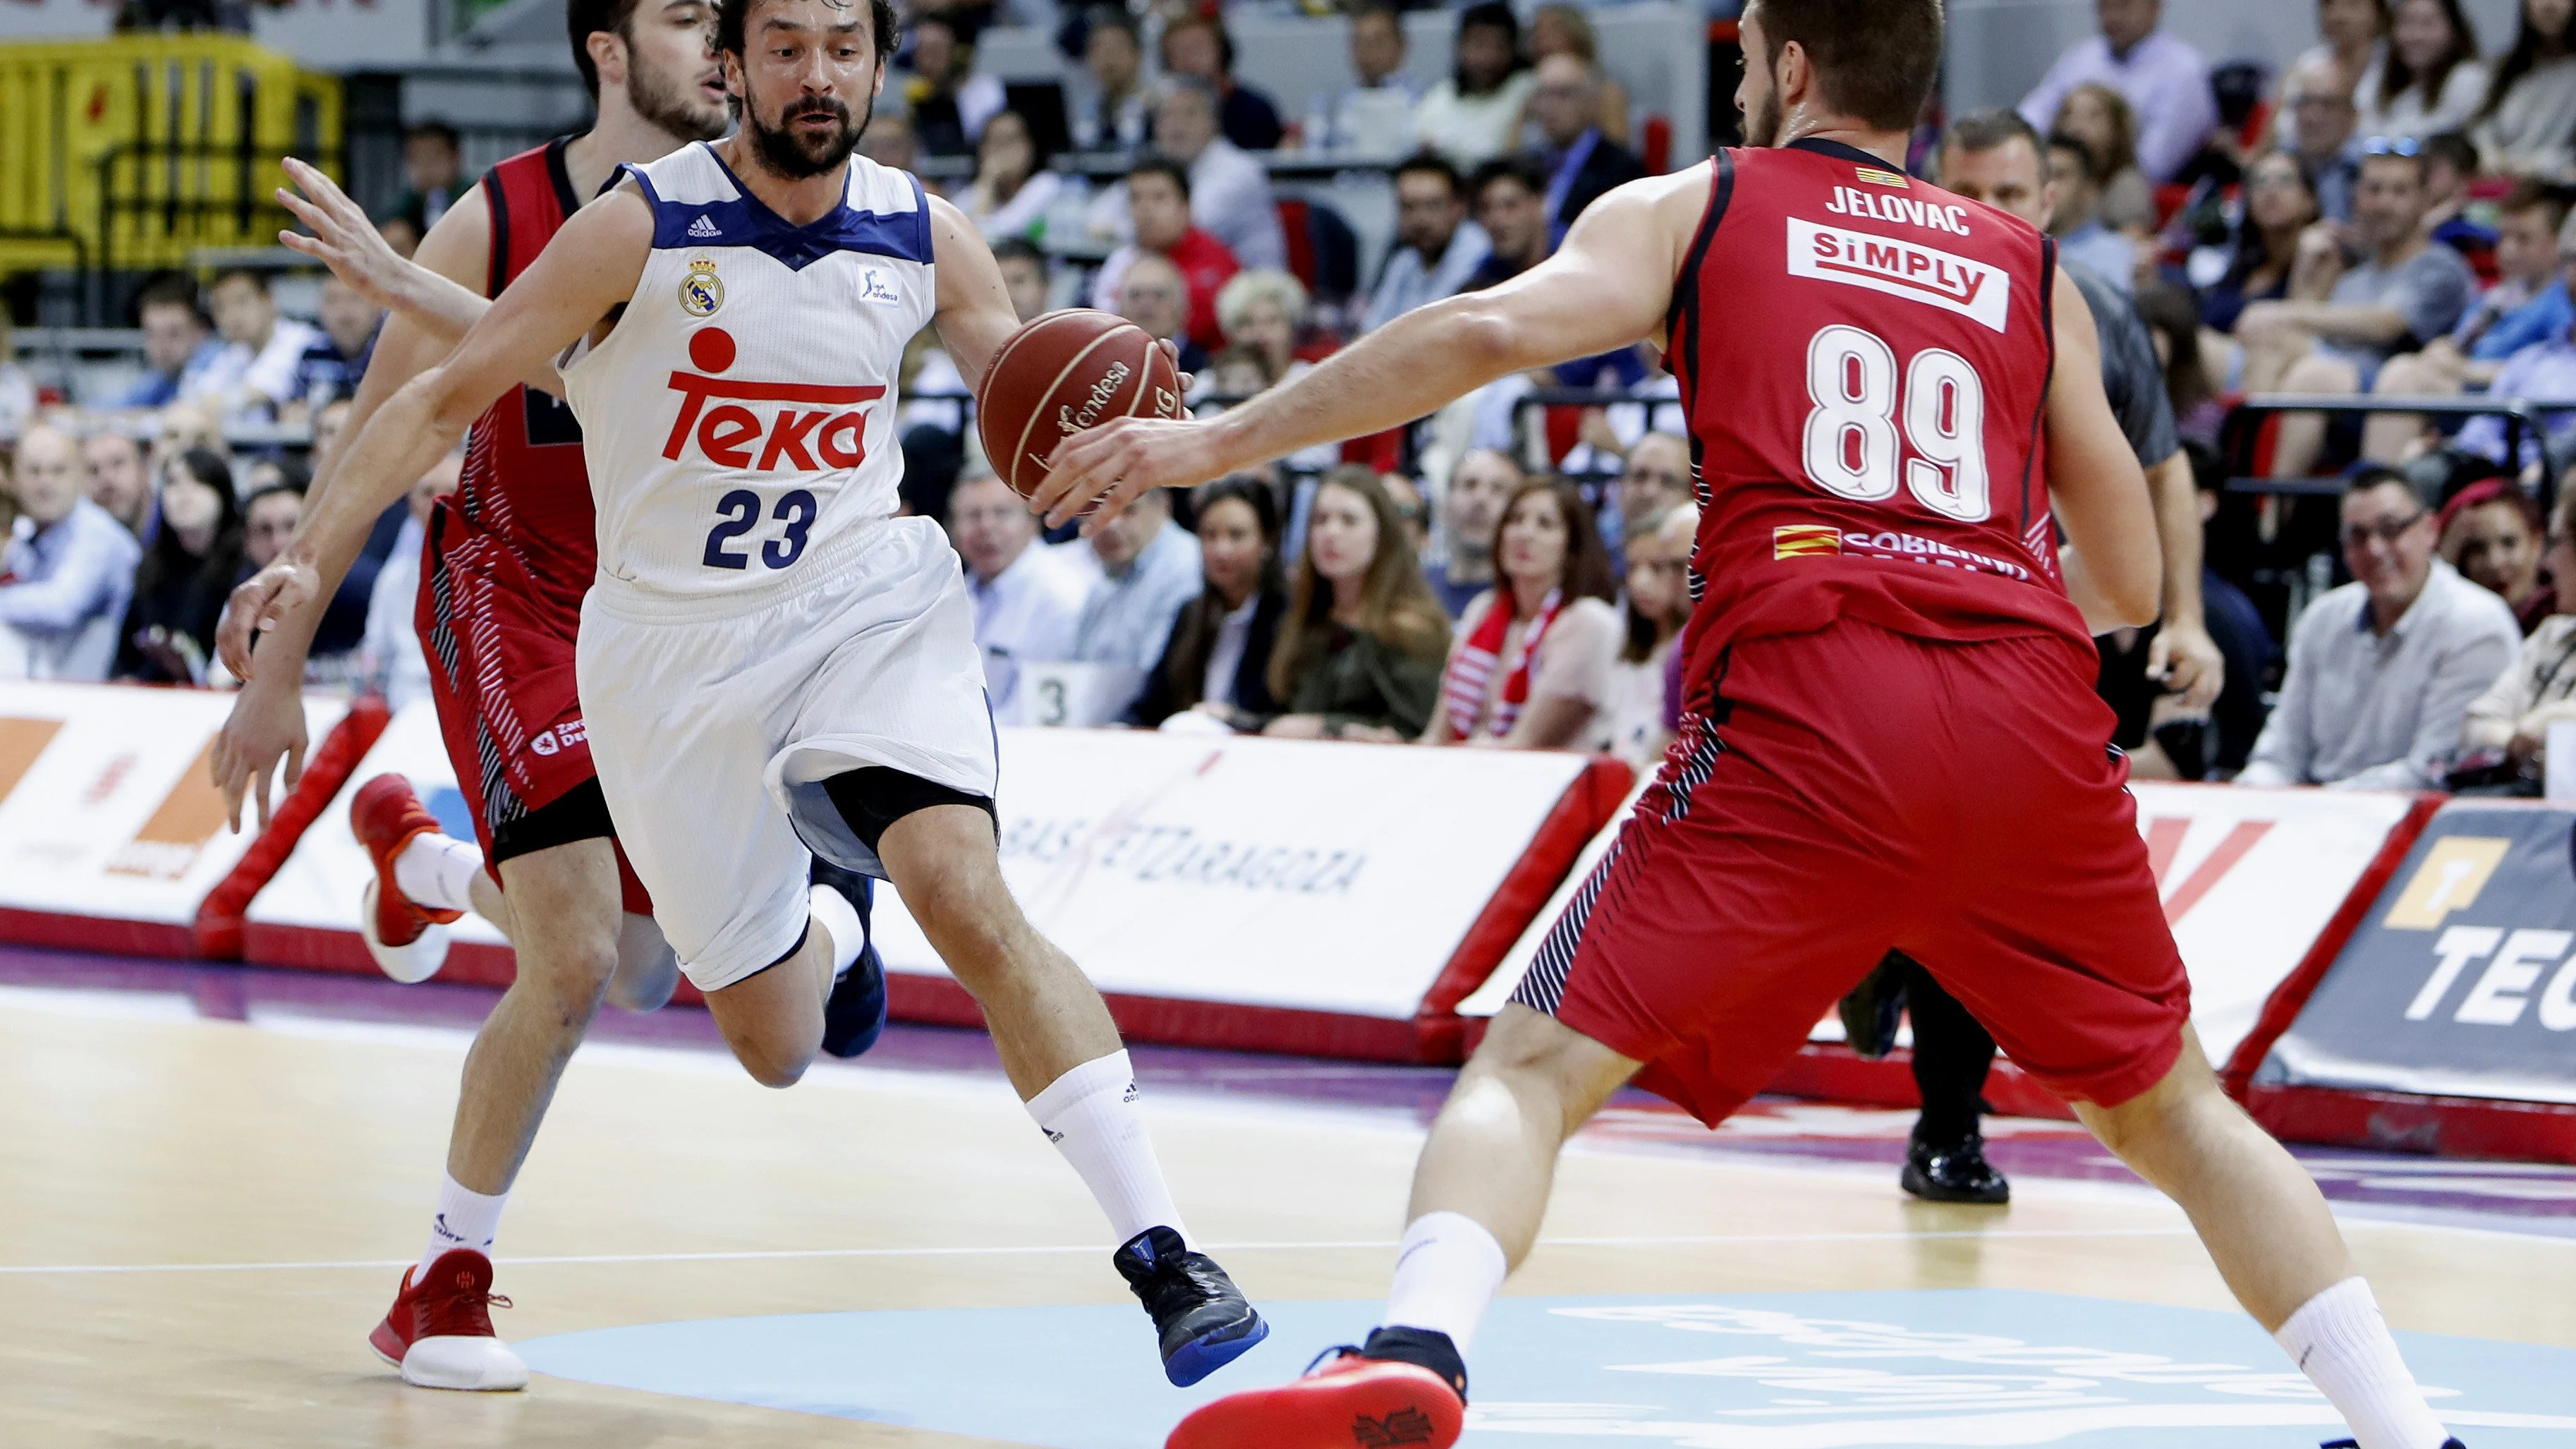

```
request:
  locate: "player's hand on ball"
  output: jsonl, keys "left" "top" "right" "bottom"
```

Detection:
{"left": 1034, "top": 416, "right": 1222, "bottom": 532}
{"left": 274, "top": 157, "right": 414, "bottom": 314}
{"left": 216, "top": 557, "right": 327, "bottom": 683}
{"left": 2147, "top": 622, "right": 2225, "bottom": 711}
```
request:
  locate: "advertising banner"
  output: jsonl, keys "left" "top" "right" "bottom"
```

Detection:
{"left": 0, "top": 681, "right": 348, "bottom": 954}
{"left": 1460, "top": 780, "right": 2424, "bottom": 1078}
{"left": 2260, "top": 800, "right": 2576, "bottom": 1106}
{"left": 870, "top": 729, "right": 1624, "bottom": 1060}
{"left": 241, "top": 698, "right": 515, "bottom": 983}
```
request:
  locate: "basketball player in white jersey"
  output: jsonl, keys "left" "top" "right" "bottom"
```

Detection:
{"left": 224, "top": 0, "right": 1268, "bottom": 1387}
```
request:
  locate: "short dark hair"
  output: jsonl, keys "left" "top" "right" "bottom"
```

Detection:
{"left": 1393, "top": 152, "right": 1464, "bottom": 198}
{"left": 243, "top": 480, "right": 307, "bottom": 516}
{"left": 133, "top": 274, "right": 202, "bottom": 323}
{"left": 717, "top": 0, "right": 900, "bottom": 65}
{"left": 990, "top": 236, "right": 1047, "bottom": 269}
{"left": 1940, "top": 108, "right": 2045, "bottom": 164}
{"left": 2046, "top": 128, "right": 2106, "bottom": 186}
{"left": 1126, "top": 153, "right": 1191, "bottom": 202}
{"left": 1160, "top": 14, "right": 1235, "bottom": 75}
{"left": 2358, "top": 145, "right": 2430, "bottom": 185}
{"left": 1747, "top": 0, "right": 1944, "bottom": 133}
{"left": 2499, "top": 176, "right": 2575, "bottom": 232}
{"left": 1085, "top": 6, "right": 1138, "bottom": 48}
{"left": 1454, "top": 1, "right": 1524, "bottom": 90}
{"left": 2423, "top": 129, "right": 2478, "bottom": 177}
{"left": 1467, "top": 154, "right": 1545, "bottom": 206}
{"left": 209, "top": 266, "right": 270, "bottom": 295}
{"left": 403, "top": 119, "right": 461, "bottom": 151}
{"left": 2345, "top": 463, "right": 2419, "bottom": 505}
{"left": 566, "top": 0, "right": 645, "bottom": 102}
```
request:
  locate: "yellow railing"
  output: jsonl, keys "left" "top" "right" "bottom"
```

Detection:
{"left": 0, "top": 35, "right": 341, "bottom": 276}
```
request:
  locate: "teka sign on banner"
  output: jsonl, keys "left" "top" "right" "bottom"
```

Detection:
{"left": 2261, "top": 799, "right": 2576, "bottom": 1106}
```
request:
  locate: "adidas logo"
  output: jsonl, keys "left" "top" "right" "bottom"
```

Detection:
{"left": 686, "top": 213, "right": 720, "bottom": 239}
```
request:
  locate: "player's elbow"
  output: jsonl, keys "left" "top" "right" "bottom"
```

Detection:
{"left": 2100, "top": 571, "right": 2162, "bottom": 631}
{"left": 1447, "top": 301, "right": 1529, "bottom": 375}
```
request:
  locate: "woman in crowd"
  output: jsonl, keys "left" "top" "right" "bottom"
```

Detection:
{"left": 1599, "top": 504, "right": 1694, "bottom": 768}
{"left": 1130, "top": 475, "right": 1289, "bottom": 731}
{"left": 2197, "top": 151, "right": 2322, "bottom": 348}
{"left": 1217, "top": 270, "right": 1340, "bottom": 471}
{"left": 2053, "top": 83, "right": 2157, "bottom": 234}
{"left": 2273, "top": 0, "right": 2388, "bottom": 151}
{"left": 1415, "top": 1, "right": 1538, "bottom": 169}
{"left": 113, "top": 447, "right": 241, "bottom": 684}
{"left": 2462, "top": 487, "right": 2576, "bottom": 768}
{"left": 1424, "top": 478, "right": 1621, "bottom": 749}
{"left": 2474, "top": 0, "right": 2576, "bottom": 179}
{"left": 1526, "top": 4, "right": 1629, "bottom": 147}
{"left": 1263, "top": 469, "right": 1452, "bottom": 741}
{"left": 957, "top": 110, "right": 1065, "bottom": 243}
{"left": 2356, "top": 0, "right": 2487, "bottom": 140}
{"left": 2137, "top": 281, "right": 2228, "bottom": 449}
{"left": 2440, "top": 478, "right": 2556, "bottom": 631}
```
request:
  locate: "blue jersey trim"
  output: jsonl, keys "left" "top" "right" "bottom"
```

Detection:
{"left": 644, "top": 145, "right": 933, "bottom": 270}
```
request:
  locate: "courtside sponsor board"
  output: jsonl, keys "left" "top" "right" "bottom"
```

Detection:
{"left": 1462, "top": 782, "right": 2416, "bottom": 1069}
{"left": 0, "top": 681, "right": 346, "bottom": 937}
{"left": 869, "top": 729, "right": 1598, "bottom": 1021}
{"left": 242, "top": 699, "right": 509, "bottom": 951}
{"left": 2261, "top": 800, "right": 2576, "bottom": 1104}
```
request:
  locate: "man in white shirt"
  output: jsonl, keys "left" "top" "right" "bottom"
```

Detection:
{"left": 1365, "top": 154, "right": 1490, "bottom": 334}
{"left": 1325, "top": 3, "right": 1421, "bottom": 154}
{"left": 1072, "top": 487, "right": 1203, "bottom": 675}
{"left": 0, "top": 424, "right": 141, "bottom": 681}
{"left": 195, "top": 268, "right": 326, "bottom": 421}
{"left": 2017, "top": 0, "right": 2217, "bottom": 184}
{"left": 951, "top": 468, "right": 1088, "bottom": 717}
{"left": 2239, "top": 468, "right": 2522, "bottom": 789}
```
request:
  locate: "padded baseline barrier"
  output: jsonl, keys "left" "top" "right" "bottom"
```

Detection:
{"left": 2244, "top": 797, "right": 2576, "bottom": 1163}
{"left": 0, "top": 681, "right": 353, "bottom": 957}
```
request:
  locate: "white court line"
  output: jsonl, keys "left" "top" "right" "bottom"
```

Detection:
{"left": 0, "top": 1225, "right": 2221, "bottom": 1277}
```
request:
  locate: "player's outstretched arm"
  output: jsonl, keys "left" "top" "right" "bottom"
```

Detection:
{"left": 212, "top": 174, "right": 504, "bottom": 831}
{"left": 217, "top": 186, "right": 654, "bottom": 678}
{"left": 1032, "top": 172, "right": 1705, "bottom": 528}
{"left": 2043, "top": 267, "right": 2163, "bottom": 632}
{"left": 926, "top": 195, "right": 1023, "bottom": 389}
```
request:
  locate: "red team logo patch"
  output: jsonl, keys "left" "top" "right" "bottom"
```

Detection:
{"left": 663, "top": 326, "right": 885, "bottom": 472}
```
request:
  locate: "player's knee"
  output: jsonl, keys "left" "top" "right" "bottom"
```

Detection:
{"left": 736, "top": 1038, "right": 815, "bottom": 1089}
{"left": 2280, "top": 353, "right": 2359, "bottom": 393}
{"left": 604, "top": 918, "right": 679, "bottom": 1013}
{"left": 517, "top": 936, "right": 620, "bottom": 1021}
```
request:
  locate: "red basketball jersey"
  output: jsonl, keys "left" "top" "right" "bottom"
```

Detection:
{"left": 446, "top": 138, "right": 596, "bottom": 619}
{"left": 1667, "top": 138, "right": 2091, "bottom": 705}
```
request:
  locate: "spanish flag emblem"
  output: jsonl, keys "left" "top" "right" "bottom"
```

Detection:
{"left": 1774, "top": 525, "right": 1842, "bottom": 559}
{"left": 1854, "top": 166, "right": 1910, "bottom": 188}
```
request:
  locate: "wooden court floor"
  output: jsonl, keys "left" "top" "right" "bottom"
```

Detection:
{"left": 1, "top": 993, "right": 2570, "bottom": 1448}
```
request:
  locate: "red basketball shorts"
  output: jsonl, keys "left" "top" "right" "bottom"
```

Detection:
{"left": 417, "top": 514, "right": 648, "bottom": 913}
{"left": 1509, "top": 619, "right": 2190, "bottom": 1124}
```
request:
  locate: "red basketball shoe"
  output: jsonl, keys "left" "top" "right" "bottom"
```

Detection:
{"left": 368, "top": 1249, "right": 528, "bottom": 1391}
{"left": 349, "top": 772, "right": 460, "bottom": 984}
{"left": 1167, "top": 1348, "right": 1463, "bottom": 1449}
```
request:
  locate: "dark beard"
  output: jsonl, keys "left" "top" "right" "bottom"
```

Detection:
{"left": 749, "top": 92, "right": 870, "bottom": 180}
{"left": 629, "top": 54, "right": 731, "bottom": 143}
{"left": 1745, "top": 85, "right": 1783, "bottom": 147}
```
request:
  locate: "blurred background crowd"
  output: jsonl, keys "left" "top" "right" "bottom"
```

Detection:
{"left": 8, "top": 0, "right": 2576, "bottom": 794}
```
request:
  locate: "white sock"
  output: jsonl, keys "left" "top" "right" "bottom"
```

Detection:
{"left": 393, "top": 832, "right": 482, "bottom": 914}
{"left": 1027, "top": 1050, "right": 1188, "bottom": 1247}
{"left": 807, "top": 882, "right": 864, "bottom": 977}
{"left": 1380, "top": 1211, "right": 1508, "bottom": 1355}
{"left": 2273, "top": 1278, "right": 2453, "bottom": 1449}
{"left": 420, "top": 1173, "right": 509, "bottom": 1280}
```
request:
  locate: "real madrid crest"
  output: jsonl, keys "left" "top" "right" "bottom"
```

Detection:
{"left": 679, "top": 255, "right": 724, "bottom": 318}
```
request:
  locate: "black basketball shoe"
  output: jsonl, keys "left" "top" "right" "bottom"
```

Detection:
{"left": 1901, "top": 1129, "right": 2010, "bottom": 1204}
{"left": 1113, "top": 1225, "right": 1270, "bottom": 1386}
{"left": 809, "top": 858, "right": 887, "bottom": 1060}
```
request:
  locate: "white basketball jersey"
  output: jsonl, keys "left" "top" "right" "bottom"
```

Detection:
{"left": 560, "top": 143, "right": 936, "bottom": 599}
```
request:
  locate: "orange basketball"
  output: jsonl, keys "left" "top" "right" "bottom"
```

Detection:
{"left": 976, "top": 309, "right": 1184, "bottom": 499}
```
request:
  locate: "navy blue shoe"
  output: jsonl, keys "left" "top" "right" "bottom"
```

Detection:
{"left": 1114, "top": 1226, "right": 1269, "bottom": 1386}
{"left": 810, "top": 859, "right": 887, "bottom": 1060}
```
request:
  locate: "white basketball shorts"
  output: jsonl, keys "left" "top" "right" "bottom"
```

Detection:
{"left": 576, "top": 515, "right": 998, "bottom": 992}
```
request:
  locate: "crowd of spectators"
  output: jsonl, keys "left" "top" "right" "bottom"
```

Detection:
{"left": 23, "top": 0, "right": 2576, "bottom": 796}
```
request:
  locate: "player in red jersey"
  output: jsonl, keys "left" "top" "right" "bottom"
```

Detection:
{"left": 202, "top": 0, "right": 880, "bottom": 1394}
{"left": 1043, "top": 4, "right": 2462, "bottom": 1448}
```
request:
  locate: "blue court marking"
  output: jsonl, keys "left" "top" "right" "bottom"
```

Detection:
{"left": 518, "top": 1290, "right": 2576, "bottom": 1446}
{"left": 423, "top": 786, "right": 475, "bottom": 847}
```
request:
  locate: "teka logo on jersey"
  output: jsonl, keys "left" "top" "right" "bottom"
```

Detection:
{"left": 662, "top": 325, "right": 885, "bottom": 471}
{"left": 1823, "top": 185, "right": 1972, "bottom": 236}
{"left": 1786, "top": 217, "right": 2012, "bottom": 333}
